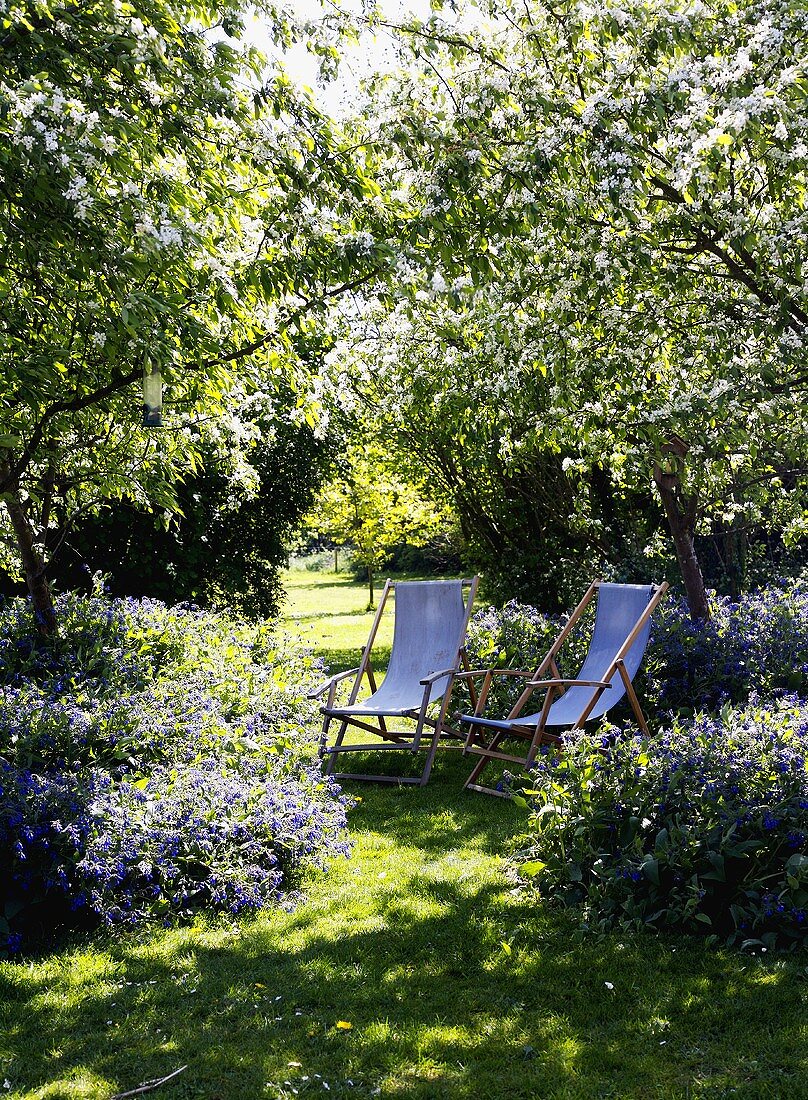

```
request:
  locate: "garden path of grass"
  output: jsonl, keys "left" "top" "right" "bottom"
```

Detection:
{"left": 1, "top": 574, "right": 807, "bottom": 1099}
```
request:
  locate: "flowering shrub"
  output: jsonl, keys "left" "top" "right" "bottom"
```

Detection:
{"left": 0, "top": 587, "right": 350, "bottom": 952}
{"left": 515, "top": 698, "right": 808, "bottom": 949}
{"left": 466, "top": 581, "right": 808, "bottom": 715}
{"left": 466, "top": 601, "right": 563, "bottom": 671}
{"left": 644, "top": 582, "right": 808, "bottom": 712}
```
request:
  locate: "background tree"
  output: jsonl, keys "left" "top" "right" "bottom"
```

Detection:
{"left": 328, "top": 293, "right": 662, "bottom": 610}
{"left": 51, "top": 392, "right": 330, "bottom": 618}
{"left": 0, "top": 0, "right": 393, "bottom": 631}
{"left": 304, "top": 444, "right": 450, "bottom": 606}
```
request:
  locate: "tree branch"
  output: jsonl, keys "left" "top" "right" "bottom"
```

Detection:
{"left": 2, "top": 264, "right": 386, "bottom": 494}
{"left": 371, "top": 18, "right": 511, "bottom": 73}
{"left": 199, "top": 265, "right": 384, "bottom": 369}
{"left": 648, "top": 174, "right": 808, "bottom": 329}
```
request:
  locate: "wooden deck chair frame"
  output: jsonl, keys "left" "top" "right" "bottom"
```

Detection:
{"left": 309, "top": 577, "right": 479, "bottom": 786}
{"left": 458, "top": 579, "right": 669, "bottom": 797}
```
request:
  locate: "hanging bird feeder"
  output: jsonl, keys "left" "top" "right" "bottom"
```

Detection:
{"left": 142, "top": 360, "right": 163, "bottom": 427}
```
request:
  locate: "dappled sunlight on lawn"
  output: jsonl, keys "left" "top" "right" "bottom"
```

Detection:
{"left": 3, "top": 754, "right": 808, "bottom": 1098}
{"left": 281, "top": 570, "right": 395, "bottom": 673}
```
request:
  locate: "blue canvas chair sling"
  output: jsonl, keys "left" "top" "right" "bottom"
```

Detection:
{"left": 458, "top": 580, "right": 669, "bottom": 796}
{"left": 310, "top": 577, "right": 479, "bottom": 786}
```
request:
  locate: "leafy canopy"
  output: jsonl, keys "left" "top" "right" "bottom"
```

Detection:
{"left": 331, "top": 0, "right": 808, "bottom": 604}
{"left": 0, "top": 0, "right": 392, "bottom": 594}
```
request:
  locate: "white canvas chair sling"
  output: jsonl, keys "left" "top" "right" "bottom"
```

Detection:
{"left": 310, "top": 577, "right": 478, "bottom": 786}
{"left": 459, "top": 580, "right": 668, "bottom": 796}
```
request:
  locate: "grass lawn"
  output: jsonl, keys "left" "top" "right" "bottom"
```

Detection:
{"left": 1, "top": 574, "right": 807, "bottom": 1099}
{"left": 2, "top": 751, "right": 807, "bottom": 1099}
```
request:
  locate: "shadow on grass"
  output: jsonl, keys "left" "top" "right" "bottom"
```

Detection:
{"left": 285, "top": 576, "right": 367, "bottom": 592}
{"left": 2, "top": 756, "right": 808, "bottom": 1099}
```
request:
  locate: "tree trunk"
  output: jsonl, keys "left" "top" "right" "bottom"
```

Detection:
{"left": 4, "top": 492, "right": 57, "bottom": 635}
{"left": 653, "top": 443, "right": 710, "bottom": 621}
{"left": 367, "top": 564, "right": 374, "bottom": 609}
{"left": 334, "top": 547, "right": 339, "bottom": 573}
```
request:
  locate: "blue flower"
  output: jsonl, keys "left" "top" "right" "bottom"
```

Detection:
{"left": 0, "top": 589, "right": 351, "bottom": 947}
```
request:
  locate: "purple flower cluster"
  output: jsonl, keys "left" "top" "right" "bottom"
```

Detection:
{"left": 518, "top": 696, "right": 808, "bottom": 948}
{"left": 0, "top": 590, "right": 347, "bottom": 953}
{"left": 466, "top": 600, "right": 563, "bottom": 670}
{"left": 645, "top": 580, "right": 808, "bottom": 712}
{"left": 72, "top": 756, "right": 351, "bottom": 924}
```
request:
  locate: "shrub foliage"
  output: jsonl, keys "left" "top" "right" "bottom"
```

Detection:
{"left": 51, "top": 412, "right": 330, "bottom": 621}
{"left": 468, "top": 584, "right": 808, "bottom": 947}
{"left": 516, "top": 700, "right": 808, "bottom": 949}
{"left": 646, "top": 582, "right": 808, "bottom": 712}
{"left": 0, "top": 586, "right": 350, "bottom": 952}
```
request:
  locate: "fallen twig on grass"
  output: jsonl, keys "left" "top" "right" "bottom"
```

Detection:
{"left": 109, "top": 1065, "right": 188, "bottom": 1098}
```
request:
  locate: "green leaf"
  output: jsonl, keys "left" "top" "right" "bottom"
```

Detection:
{"left": 654, "top": 828, "right": 670, "bottom": 853}
{"left": 786, "top": 853, "right": 808, "bottom": 876}
{"left": 236, "top": 736, "right": 262, "bottom": 752}
{"left": 519, "top": 860, "right": 547, "bottom": 878}
{"left": 4, "top": 898, "right": 26, "bottom": 921}
{"left": 641, "top": 857, "right": 660, "bottom": 886}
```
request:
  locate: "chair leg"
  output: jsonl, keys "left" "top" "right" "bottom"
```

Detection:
{"left": 323, "top": 718, "right": 350, "bottom": 776}
{"left": 525, "top": 729, "right": 546, "bottom": 768}
{"left": 318, "top": 712, "right": 332, "bottom": 760}
{"left": 419, "top": 721, "right": 445, "bottom": 786}
{"left": 463, "top": 729, "right": 507, "bottom": 790}
{"left": 617, "top": 659, "right": 650, "bottom": 735}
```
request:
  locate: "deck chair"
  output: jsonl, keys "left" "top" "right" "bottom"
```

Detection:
{"left": 458, "top": 580, "right": 669, "bottom": 796}
{"left": 310, "top": 577, "right": 479, "bottom": 786}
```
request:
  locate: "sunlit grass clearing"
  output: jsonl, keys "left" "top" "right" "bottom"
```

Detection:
{"left": 2, "top": 753, "right": 807, "bottom": 1099}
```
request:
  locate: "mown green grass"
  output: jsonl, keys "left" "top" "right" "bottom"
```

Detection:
{"left": 2, "top": 752, "right": 807, "bottom": 1099}
{"left": 281, "top": 567, "right": 392, "bottom": 673}
{"left": 2, "top": 575, "right": 807, "bottom": 1099}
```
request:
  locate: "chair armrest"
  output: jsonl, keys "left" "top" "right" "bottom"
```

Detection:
{"left": 454, "top": 667, "right": 535, "bottom": 681}
{"left": 420, "top": 666, "right": 458, "bottom": 686}
{"left": 526, "top": 678, "right": 612, "bottom": 689}
{"left": 306, "top": 667, "right": 361, "bottom": 700}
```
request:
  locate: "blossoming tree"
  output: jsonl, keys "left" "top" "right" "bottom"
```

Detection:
{"left": 341, "top": 0, "right": 808, "bottom": 618}
{"left": 0, "top": 0, "right": 392, "bottom": 631}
